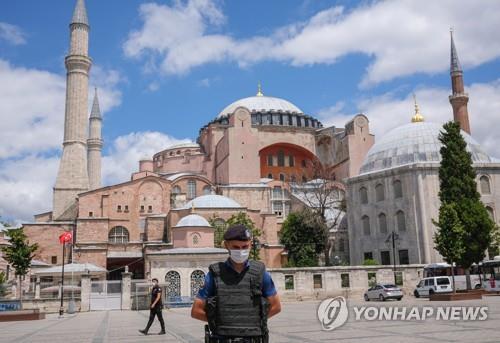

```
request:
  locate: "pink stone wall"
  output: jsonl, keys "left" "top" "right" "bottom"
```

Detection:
{"left": 171, "top": 227, "right": 214, "bottom": 248}
{"left": 23, "top": 223, "right": 74, "bottom": 265}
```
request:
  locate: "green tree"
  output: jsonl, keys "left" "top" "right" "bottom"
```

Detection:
{"left": 1, "top": 227, "right": 38, "bottom": 305}
{"left": 432, "top": 203, "right": 466, "bottom": 293}
{"left": 362, "top": 259, "right": 379, "bottom": 266}
{"left": 435, "top": 121, "right": 495, "bottom": 289}
{"left": 209, "top": 212, "right": 262, "bottom": 260}
{"left": 489, "top": 224, "right": 500, "bottom": 257}
{"left": 0, "top": 271, "right": 7, "bottom": 297}
{"left": 279, "top": 209, "right": 327, "bottom": 267}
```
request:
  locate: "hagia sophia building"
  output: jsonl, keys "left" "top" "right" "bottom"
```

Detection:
{"left": 17, "top": 0, "right": 500, "bottom": 286}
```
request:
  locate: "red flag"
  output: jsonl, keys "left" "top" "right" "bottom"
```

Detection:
{"left": 59, "top": 232, "right": 72, "bottom": 244}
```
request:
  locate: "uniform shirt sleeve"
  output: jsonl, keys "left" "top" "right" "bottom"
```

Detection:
{"left": 196, "top": 271, "right": 215, "bottom": 300}
{"left": 262, "top": 271, "right": 277, "bottom": 298}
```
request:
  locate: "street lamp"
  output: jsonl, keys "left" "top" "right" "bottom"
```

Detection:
{"left": 385, "top": 231, "right": 400, "bottom": 285}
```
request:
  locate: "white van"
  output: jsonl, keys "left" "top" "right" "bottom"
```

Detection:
{"left": 414, "top": 276, "right": 453, "bottom": 297}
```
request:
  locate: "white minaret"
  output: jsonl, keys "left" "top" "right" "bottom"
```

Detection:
{"left": 87, "top": 88, "right": 103, "bottom": 190}
{"left": 53, "top": 0, "right": 91, "bottom": 219}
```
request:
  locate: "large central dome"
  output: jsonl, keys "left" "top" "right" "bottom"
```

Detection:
{"left": 360, "top": 121, "right": 491, "bottom": 174}
{"left": 217, "top": 95, "right": 303, "bottom": 118}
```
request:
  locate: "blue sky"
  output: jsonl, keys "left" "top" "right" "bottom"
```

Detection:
{"left": 1, "top": 0, "right": 500, "bottom": 222}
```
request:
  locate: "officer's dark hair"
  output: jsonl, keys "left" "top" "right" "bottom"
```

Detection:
{"left": 152, "top": 278, "right": 158, "bottom": 283}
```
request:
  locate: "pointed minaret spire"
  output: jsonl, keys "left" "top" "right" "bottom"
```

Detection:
{"left": 88, "top": 88, "right": 103, "bottom": 190}
{"left": 90, "top": 88, "right": 101, "bottom": 119}
{"left": 71, "top": 0, "right": 89, "bottom": 26}
{"left": 450, "top": 28, "right": 462, "bottom": 75}
{"left": 448, "top": 29, "right": 471, "bottom": 134}
{"left": 53, "top": 0, "right": 92, "bottom": 218}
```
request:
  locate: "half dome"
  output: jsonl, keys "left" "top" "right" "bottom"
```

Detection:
{"left": 183, "top": 194, "right": 243, "bottom": 209}
{"left": 174, "top": 214, "right": 211, "bottom": 228}
{"left": 360, "top": 122, "right": 491, "bottom": 174}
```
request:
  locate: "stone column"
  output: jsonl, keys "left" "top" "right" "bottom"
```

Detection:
{"left": 34, "top": 276, "right": 41, "bottom": 300}
{"left": 121, "top": 272, "right": 132, "bottom": 311}
{"left": 80, "top": 274, "right": 91, "bottom": 312}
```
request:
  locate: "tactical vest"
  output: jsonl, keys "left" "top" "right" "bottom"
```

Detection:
{"left": 207, "top": 260, "right": 268, "bottom": 337}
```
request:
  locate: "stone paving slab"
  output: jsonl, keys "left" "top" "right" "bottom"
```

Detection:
{"left": 0, "top": 296, "right": 499, "bottom": 342}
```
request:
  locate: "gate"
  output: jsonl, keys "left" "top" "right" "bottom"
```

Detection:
{"left": 90, "top": 280, "right": 122, "bottom": 311}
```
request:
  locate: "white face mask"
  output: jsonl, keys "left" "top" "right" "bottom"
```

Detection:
{"left": 229, "top": 249, "right": 250, "bottom": 264}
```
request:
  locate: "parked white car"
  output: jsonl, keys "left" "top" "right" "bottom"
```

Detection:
{"left": 364, "top": 284, "right": 403, "bottom": 301}
{"left": 414, "top": 276, "right": 453, "bottom": 298}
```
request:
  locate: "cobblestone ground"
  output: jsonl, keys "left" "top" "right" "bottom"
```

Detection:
{"left": 1, "top": 296, "right": 500, "bottom": 342}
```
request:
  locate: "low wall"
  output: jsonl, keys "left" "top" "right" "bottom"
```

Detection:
{"left": 22, "top": 298, "right": 81, "bottom": 313}
{"left": 268, "top": 264, "right": 424, "bottom": 301}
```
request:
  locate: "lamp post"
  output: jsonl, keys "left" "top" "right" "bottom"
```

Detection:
{"left": 385, "top": 231, "right": 400, "bottom": 285}
{"left": 58, "top": 232, "right": 72, "bottom": 316}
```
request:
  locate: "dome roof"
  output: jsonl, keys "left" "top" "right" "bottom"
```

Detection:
{"left": 183, "top": 195, "right": 243, "bottom": 209}
{"left": 174, "top": 214, "right": 211, "bottom": 228}
{"left": 217, "top": 96, "right": 303, "bottom": 118}
{"left": 360, "top": 122, "right": 491, "bottom": 174}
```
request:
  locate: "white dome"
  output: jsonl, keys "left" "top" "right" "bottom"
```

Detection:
{"left": 217, "top": 96, "right": 303, "bottom": 118}
{"left": 360, "top": 122, "right": 491, "bottom": 174}
{"left": 174, "top": 214, "right": 211, "bottom": 228}
{"left": 183, "top": 195, "right": 243, "bottom": 209}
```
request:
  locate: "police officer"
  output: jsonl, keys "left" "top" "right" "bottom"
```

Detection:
{"left": 139, "top": 278, "right": 166, "bottom": 335}
{"left": 191, "top": 224, "right": 281, "bottom": 342}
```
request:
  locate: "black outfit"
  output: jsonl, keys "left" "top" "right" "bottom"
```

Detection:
{"left": 143, "top": 285, "right": 165, "bottom": 334}
{"left": 205, "top": 260, "right": 269, "bottom": 343}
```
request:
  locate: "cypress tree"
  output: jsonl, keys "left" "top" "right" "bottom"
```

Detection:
{"left": 435, "top": 121, "right": 495, "bottom": 290}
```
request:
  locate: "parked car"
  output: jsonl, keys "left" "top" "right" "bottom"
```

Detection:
{"left": 364, "top": 284, "right": 403, "bottom": 301}
{"left": 414, "top": 276, "right": 453, "bottom": 298}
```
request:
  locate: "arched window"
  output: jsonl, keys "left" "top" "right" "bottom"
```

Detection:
{"left": 378, "top": 213, "right": 387, "bottom": 234}
{"left": 203, "top": 185, "right": 212, "bottom": 195}
{"left": 480, "top": 176, "right": 491, "bottom": 194}
{"left": 486, "top": 206, "right": 495, "bottom": 221}
{"left": 375, "top": 184, "right": 385, "bottom": 202}
{"left": 278, "top": 150, "right": 285, "bottom": 167}
{"left": 396, "top": 210, "right": 406, "bottom": 232}
{"left": 165, "top": 271, "right": 181, "bottom": 299}
{"left": 109, "top": 226, "right": 129, "bottom": 244}
{"left": 393, "top": 180, "right": 403, "bottom": 198}
{"left": 362, "top": 215, "right": 370, "bottom": 236}
{"left": 360, "top": 187, "right": 368, "bottom": 205}
{"left": 279, "top": 173, "right": 285, "bottom": 182}
{"left": 187, "top": 179, "right": 196, "bottom": 199}
{"left": 190, "top": 270, "right": 205, "bottom": 298}
{"left": 213, "top": 218, "right": 226, "bottom": 247}
{"left": 172, "top": 185, "right": 181, "bottom": 194}
{"left": 267, "top": 173, "right": 273, "bottom": 179}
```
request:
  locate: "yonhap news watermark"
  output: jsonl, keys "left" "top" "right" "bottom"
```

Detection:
{"left": 317, "top": 296, "right": 489, "bottom": 331}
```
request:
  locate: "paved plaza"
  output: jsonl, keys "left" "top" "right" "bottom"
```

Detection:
{"left": 1, "top": 296, "right": 500, "bottom": 343}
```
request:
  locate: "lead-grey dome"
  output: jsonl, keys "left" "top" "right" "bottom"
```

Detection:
{"left": 174, "top": 214, "right": 211, "bottom": 228}
{"left": 217, "top": 96, "right": 303, "bottom": 118}
{"left": 360, "top": 122, "right": 491, "bottom": 174}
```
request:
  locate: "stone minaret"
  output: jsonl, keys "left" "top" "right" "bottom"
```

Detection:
{"left": 53, "top": 0, "right": 91, "bottom": 219}
{"left": 87, "top": 88, "right": 103, "bottom": 190}
{"left": 449, "top": 29, "right": 471, "bottom": 134}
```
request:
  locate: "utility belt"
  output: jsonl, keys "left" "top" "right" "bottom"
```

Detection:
{"left": 205, "top": 326, "right": 268, "bottom": 343}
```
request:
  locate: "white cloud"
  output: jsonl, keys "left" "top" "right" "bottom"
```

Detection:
{"left": 0, "top": 59, "right": 123, "bottom": 159}
{"left": 123, "top": 0, "right": 500, "bottom": 85}
{"left": 0, "top": 131, "right": 191, "bottom": 223}
{"left": 0, "top": 22, "right": 26, "bottom": 45}
{"left": 102, "top": 131, "right": 192, "bottom": 185}
{"left": 319, "top": 79, "right": 500, "bottom": 158}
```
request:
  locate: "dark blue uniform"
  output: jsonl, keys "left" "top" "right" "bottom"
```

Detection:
{"left": 197, "top": 258, "right": 277, "bottom": 300}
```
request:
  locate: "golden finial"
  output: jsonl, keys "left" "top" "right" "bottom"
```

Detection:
{"left": 411, "top": 93, "right": 424, "bottom": 123}
{"left": 191, "top": 201, "right": 195, "bottom": 213}
{"left": 256, "top": 81, "right": 264, "bottom": 97}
